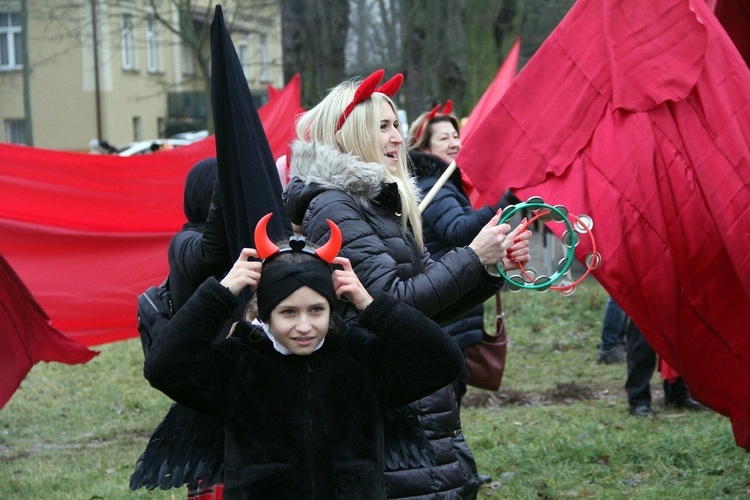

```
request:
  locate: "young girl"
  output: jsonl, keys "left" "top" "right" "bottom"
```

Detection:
{"left": 144, "top": 215, "right": 465, "bottom": 498}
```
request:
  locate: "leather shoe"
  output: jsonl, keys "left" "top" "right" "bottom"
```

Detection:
{"left": 629, "top": 405, "right": 654, "bottom": 417}
{"left": 478, "top": 474, "right": 492, "bottom": 484}
{"left": 666, "top": 396, "right": 706, "bottom": 411}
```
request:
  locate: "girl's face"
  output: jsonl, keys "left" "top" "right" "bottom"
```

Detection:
{"left": 380, "top": 101, "right": 404, "bottom": 174}
{"left": 425, "top": 121, "right": 461, "bottom": 164}
{"left": 269, "top": 286, "right": 330, "bottom": 355}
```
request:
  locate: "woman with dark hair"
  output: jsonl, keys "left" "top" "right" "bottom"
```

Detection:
{"left": 284, "top": 70, "right": 531, "bottom": 498}
{"left": 407, "top": 103, "right": 519, "bottom": 402}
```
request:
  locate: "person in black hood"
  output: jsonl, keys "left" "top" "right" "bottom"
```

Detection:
{"left": 168, "top": 157, "right": 231, "bottom": 310}
{"left": 284, "top": 70, "right": 531, "bottom": 499}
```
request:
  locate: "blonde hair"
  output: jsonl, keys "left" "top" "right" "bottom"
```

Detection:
{"left": 406, "top": 112, "right": 461, "bottom": 151}
{"left": 296, "top": 79, "right": 424, "bottom": 250}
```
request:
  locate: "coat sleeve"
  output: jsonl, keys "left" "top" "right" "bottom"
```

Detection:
{"left": 170, "top": 192, "right": 232, "bottom": 285}
{"left": 143, "top": 278, "right": 237, "bottom": 417}
{"left": 303, "top": 191, "right": 502, "bottom": 320}
{"left": 357, "top": 293, "right": 465, "bottom": 409}
{"left": 421, "top": 182, "right": 498, "bottom": 248}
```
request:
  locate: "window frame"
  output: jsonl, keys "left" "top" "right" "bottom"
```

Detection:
{"left": 120, "top": 13, "right": 135, "bottom": 71}
{"left": 0, "top": 12, "right": 23, "bottom": 71}
{"left": 146, "top": 16, "right": 160, "bottom": 73}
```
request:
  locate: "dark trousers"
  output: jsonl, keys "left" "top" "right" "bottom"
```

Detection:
{"left": 625, "top": 321, "right": 689, "bottom": 407}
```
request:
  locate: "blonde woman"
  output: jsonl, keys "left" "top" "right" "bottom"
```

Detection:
{"left": 285, "top": 70, "right": 530, "bottom": 498}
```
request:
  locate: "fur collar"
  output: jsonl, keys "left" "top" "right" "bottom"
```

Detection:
{"left": 290, "top": 140, "right": 385, "bottom": 204}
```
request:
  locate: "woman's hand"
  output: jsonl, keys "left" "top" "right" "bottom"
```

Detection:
{"left": 220, "top": 248, "right": 262, "bottom": 296}
{"left": 468, "top": 212, "right": 513, "bottom": 266}
{"left": 332, "top": 257, "right": 373, "bottom": 311}
{"left": 501, "top": 220, "right": 532, "bottom": 271}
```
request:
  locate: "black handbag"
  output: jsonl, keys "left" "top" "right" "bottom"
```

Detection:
{"left": 136, "top": 279, "right": 173, "bottom": 357}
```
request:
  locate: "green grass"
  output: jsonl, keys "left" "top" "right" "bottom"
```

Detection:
{"left": 1, "top": 279, "right": 748, "bottom": 498}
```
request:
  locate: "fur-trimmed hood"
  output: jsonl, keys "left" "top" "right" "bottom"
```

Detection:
{"left": 289, "top": 140, "right": 385, "bottom": 204}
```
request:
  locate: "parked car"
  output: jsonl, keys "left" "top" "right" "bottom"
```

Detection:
{"left": 170, "top": 130, "right": 209, "bottom": 142}
{"left": 116, "top": 138, "right": 192, "bottom": 157}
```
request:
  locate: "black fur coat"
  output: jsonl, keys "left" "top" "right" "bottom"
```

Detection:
{"left": 144, "top": 278, "right": 464, "bottom": 499}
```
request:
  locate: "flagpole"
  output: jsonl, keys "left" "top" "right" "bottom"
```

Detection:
{"left": 419, "top": 161, "right": 457, "bottom": 213}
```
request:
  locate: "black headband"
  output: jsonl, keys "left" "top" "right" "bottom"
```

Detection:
{"left": 256, "top": 259, "right": 335, "bottom": 322}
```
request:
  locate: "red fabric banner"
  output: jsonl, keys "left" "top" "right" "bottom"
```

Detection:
{"left": 0, "top": 254, "right": 98, "bottom": 409}
{"left": 460, "top": 38, "right": 520, "bottom": 208}
{"left": 0, "top": 138, "right": 216, "bottom": 346}
{"left": 259, "top": 74, "right": 303, "bottom": 162}
{"left": 457, "top": 0, "right": 750, "bottom": 449}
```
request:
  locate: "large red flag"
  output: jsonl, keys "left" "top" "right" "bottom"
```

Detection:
{"left": 258, "top": 74, "right": 303, "bottom": 161}
{"left": 460, "top": 38, "right": 520, "bottom": 208}
{"left": 0, "top": 253, "right": 98, "bottom": 408}
{"left": 457, "top": 0, "right": 750, "bottom": 449}
{"left": 0, "top": 137, "right": 216, "bottom": 346}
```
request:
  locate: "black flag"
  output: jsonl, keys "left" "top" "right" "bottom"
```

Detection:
{"left": 210, "top": 5, "right": 292, "bottom": 258}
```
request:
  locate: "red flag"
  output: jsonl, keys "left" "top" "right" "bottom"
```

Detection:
{"left": 267, "top": 82, "right": 281, "bottom": 101}
{"left": 457, "top": 0, "right": 750, "bottom": 449}
{"left": 0, "top": 254, "right": 98, "bottom": 408}
{"left": 460, "top": 38, "right": 520, "bottom": 208}
{"left": 258, "top": 74, "right": 303, "bottom": 162}
{"left": 0, "top": 137, "right": 216, "bottom": 346}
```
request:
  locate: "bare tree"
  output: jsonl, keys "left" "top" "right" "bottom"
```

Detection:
{"left": 281, "top": 0, "right": 349, "bottom": 107}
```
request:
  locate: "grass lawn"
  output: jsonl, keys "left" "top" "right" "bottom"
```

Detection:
{"left": 1, "top": 278, "right": 748, "bottom": 498}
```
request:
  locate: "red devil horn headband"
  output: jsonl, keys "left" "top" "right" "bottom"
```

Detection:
{"left": 336, "top": 69, "right": 404, "bottom": 132}
{"left": 254, "top": 213, "right": 342, "bottom": 264}
{"left": 414, "top": 99, "right": 454, "bottom": 143}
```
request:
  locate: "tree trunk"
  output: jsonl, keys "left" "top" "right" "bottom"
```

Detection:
{"left": 281, "top": 0, "right": 349, "bottom": 107}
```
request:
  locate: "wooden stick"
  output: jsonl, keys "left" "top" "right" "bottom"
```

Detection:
{"left": 418, "top": 160, "right": 457, "bottom": 213}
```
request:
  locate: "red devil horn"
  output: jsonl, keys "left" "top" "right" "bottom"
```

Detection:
{"left": 314, "top": 219, "right": 342, "bottom": 263}
{"left": 336, "top": 69, "right": 385, "bottom": 131}
{"left": 377, "top": 73, "right": 404, "bottom": 97}
{"left": 442, "top": 99, "right": 453, "bottom": 115}
{"left": 254, "top": 213, "right": 280, "bottom": 260}
{"left": 415, "top": 104, "right": 441, "bottom": 142}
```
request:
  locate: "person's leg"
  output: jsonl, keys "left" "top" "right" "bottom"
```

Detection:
{"left": 597, "top": 297, "right": 628, "bottom": 363}
{"left": 664, "top": 377, "right": 706, "bottom": 411}
{"left": 625, "top": 321, "right": 656, "bottom": 415}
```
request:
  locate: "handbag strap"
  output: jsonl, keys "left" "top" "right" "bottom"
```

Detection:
{"left": 495, "top": 292, "right": 504, "bottom": 320}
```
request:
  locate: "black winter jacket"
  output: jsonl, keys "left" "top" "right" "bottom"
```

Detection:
{"left": 409, "top": 151, "right": 507, "bottom": 351}
{"left": 285, "top": 140, "right": 504, "bottom": 499}
{"left": 145, "top": 278, "right": 464, "bottom": 499}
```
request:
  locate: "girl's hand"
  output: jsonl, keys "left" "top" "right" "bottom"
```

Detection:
{"left": 220, "top": 248, "right": 262, "bottom": 296}
{"left": 332, "top": 257, "right": 373, "bottom": 311}
{"left": 468, "top": 211, "right": 512, "bottom": 266}
{"left": 502, "top": 219, "right": 532, "bottom": 271}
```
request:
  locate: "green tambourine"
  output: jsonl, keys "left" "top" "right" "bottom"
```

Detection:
{"left": 492, "top": 197, "right": 599, "bottom": 295}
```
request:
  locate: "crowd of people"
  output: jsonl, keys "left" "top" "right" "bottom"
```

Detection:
{"left": 132, "top": 69, "right": 707, "bottom": 498}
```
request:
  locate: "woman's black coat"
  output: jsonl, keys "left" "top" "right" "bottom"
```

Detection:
{"left": 284, "top": 140, "right": 505, "bottom": 499}
{"left": 145, "top": 278, "right": 464, "bottom": 499}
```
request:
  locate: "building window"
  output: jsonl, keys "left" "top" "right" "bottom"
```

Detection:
{"left": 0, "top": 12, "right": 23, "bottom": 71}
{"left": 259, "top": 33, "right": 268, "bottom": 82}
{"left": 4, "top": 119, "right": 25, "bottom": 144}
{"left": 181, "top": 42, "right": 193, "bottom": 75}
{"left": 146, "top": 16, "right": 160, "bottom": 73}
{"left": 238, "top": 43, "right": 250, "bottom": 78}
{"left": 157, "top": 117, "right": 165, "bottom": 137}
{"left": 121, "top": 13, "right": 135, "bottom": 70}
{"left": 132, "top": 116, "right": 141, "bottom": 141}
